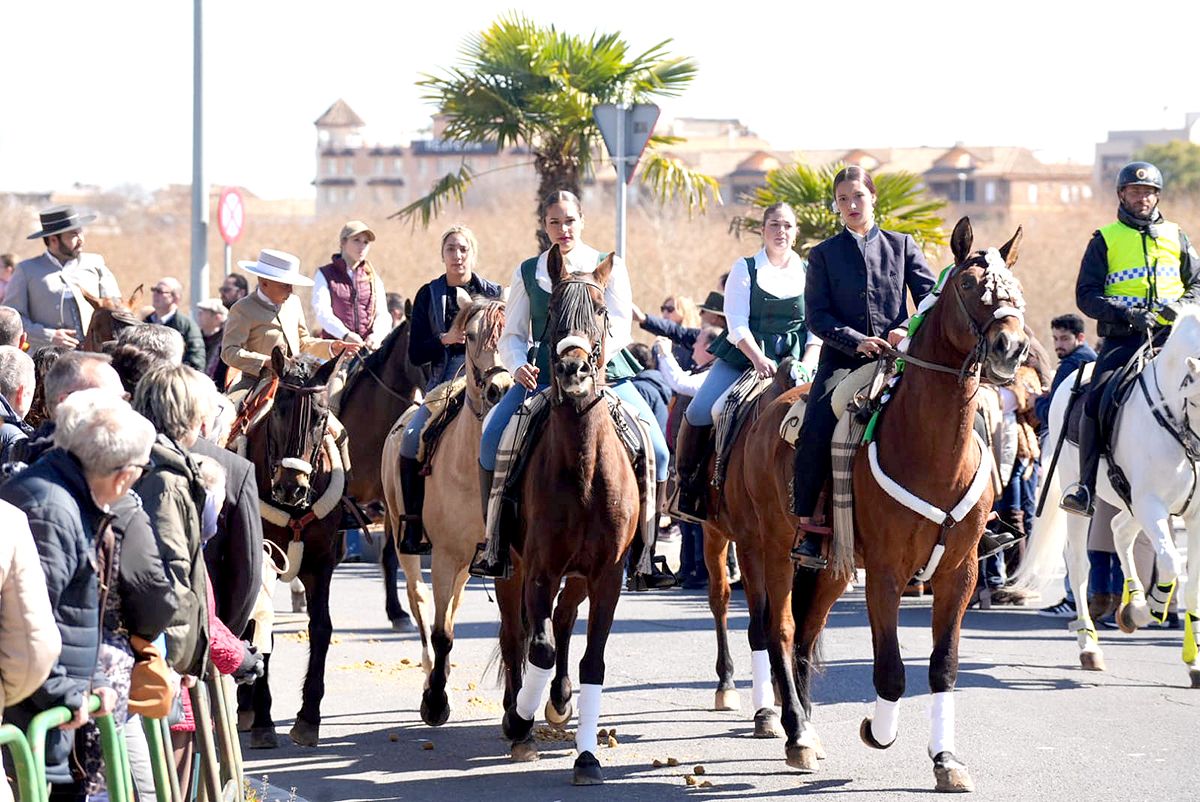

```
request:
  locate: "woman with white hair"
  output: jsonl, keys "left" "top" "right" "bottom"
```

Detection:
{"left": 0, "top": 390, "right": 154, "bottom": 800}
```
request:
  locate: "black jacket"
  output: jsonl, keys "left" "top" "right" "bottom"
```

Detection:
{"left": 109, "top": 492, "right": 178, "bottom": 640}
{"left": 409, "top": 274, "right": 503, "bottom": 382}
{"left": 191, "top": 436, "right": 262, "bottom": 637}
{"left": 145, "top": 310, "right": 207, "bottom": 371}
{"left": 1075, "top": 221, "right": 1200, "bottom": 338}
{"left": 0, "top": 448, "right": 112, "bottom": 784}
{"left": 805, "top": 228, "right": 936, "bottom": 363}
{"left": 0, "top": 393, "right": 33, "bottom": 464}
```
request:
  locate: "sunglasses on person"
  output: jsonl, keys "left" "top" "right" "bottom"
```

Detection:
{"left": 661, "top": 304, "right": 676, "bottom": 313}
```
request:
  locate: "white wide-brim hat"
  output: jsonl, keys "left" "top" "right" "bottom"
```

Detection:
{"left": 238, "top": 248, "right": 314, "bottom": 287}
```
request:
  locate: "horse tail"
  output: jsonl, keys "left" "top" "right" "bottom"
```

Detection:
{"left": 1012, "top": 375, "right": 1076, "bottom": 593}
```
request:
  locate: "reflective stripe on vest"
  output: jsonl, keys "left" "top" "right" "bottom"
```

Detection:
{"left": 1099, "top": 221, "right": 1185, "bottom": 312}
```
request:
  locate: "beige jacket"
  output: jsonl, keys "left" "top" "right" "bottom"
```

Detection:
{"left": 221, "top": 292, "right": 337, "bottom": 389}
{"left": 0, "top": 499, "right": 62, "bottom": 719}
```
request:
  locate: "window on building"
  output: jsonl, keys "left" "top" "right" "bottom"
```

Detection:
{"left": 418, "top": 160, "right": 428, "bottom": 178}
{"left": 1027, "top": 184, "right": 1038, "bottom": 205}
{"left": 346, "top": 189, "right": 355, "bottom": 204}
{"left": 1082, "top": 185, "right": 1093, "bottom": 200}
{"left": 393, "top": 157, "right": 403, "bottom": 173}
{"left": 325, "top": 159, "right": 337, "bottom": 176}
{"left": 343, "top": 160, "right": 354, "bottom": 176}
{"left": 318, "top": 130, "right": 330, "bottom": 145}
{"left": 1061, "top": 186, "right": 1071, "bottom": 203}
{"left": 393, "top": 187, "right": 404, "bottom": 204}
{"left": 374, "top": 158, "right": 384, "bottom": 176}
{"left": 328, "top": 187, "right": 340, "bottom": 204}
{"left": 984, "top": 181, "right": 996, "bottom": 204}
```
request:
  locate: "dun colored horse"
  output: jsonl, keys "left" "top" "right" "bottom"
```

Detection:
{"left": 238, "top": 347, "right": 349, "bottom": 748}
{"left": 336, "top": 309, "right": 425, "bottom": 628}
{"left": 789, "top": 218, "right": 1028, "bottom": 792}
{"left": 380, "top": 296, "right": 511, "bottom": 726}
{"left": 494, "top": 247, "right": 641, "bottom": 785}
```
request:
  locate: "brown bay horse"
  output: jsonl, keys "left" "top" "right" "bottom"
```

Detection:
{"left": 495, "top": 246, "right": 641, "bottom": 786}
{"left": 237, "top": 347, "right": 349, "bottom": 748}
{"left": 789, "top": 217, "right": 1028, "bottom": 792}
{"left": 80, "top": 285, "right": 143, "bottom": 352}
{"left": 380, "top": 295, "right": 511, "bottom": 726}
{"left": 336, "top": 308, "right": 425, "bottom": 628}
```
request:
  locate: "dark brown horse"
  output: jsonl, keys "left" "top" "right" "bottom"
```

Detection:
{"left": 696, "top": 367, "right": 816, "bottom": 767}
{"left": 80, "top": 285, "right": 143, "bottom": 352}
{"left": 336, "top": 305, "right": 425, "bottom": 628}
{"left": 237, "top": 347, "right": 348, "bottom": 748}
{"left": 790, "top": 217, "right": 1027, "bottom": 792}
{"left": 494, "top": 246, "right": 641, "bottom": 786}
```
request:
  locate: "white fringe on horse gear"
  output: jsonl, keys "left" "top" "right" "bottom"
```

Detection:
{"left": 830, "top": 413, "right": 868, "bottom": 579}
{"left": 481, "top": 388, "right": 657, "bottom": 575}
{"left": 712, "top": 368, "right": 771, "bottom": 493}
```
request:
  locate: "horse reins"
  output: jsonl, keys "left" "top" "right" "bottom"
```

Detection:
{"left": 269, "top": 378, "right": 330, "bottom": 506}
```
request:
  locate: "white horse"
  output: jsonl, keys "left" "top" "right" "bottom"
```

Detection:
{"left": 1016, "top": 306, "right": 1200, "bottom": 688}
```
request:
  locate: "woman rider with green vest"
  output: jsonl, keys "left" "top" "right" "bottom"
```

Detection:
{"left": 673, "top": 202, "right": 821, "bottom": 522}
{"left": 470, "top": 190, "right": 671, "bottom": 578}
{"left": 1060, "top": 161, "right": 1200, "bottom": 516}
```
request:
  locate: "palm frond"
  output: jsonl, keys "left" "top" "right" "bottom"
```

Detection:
{"left": 639, "top": 150, "right": 723, "bottom": 215}
{"left": 389, "top": 166, "right": 475, "bottom": 228}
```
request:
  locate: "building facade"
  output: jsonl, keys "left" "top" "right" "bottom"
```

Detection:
{"left": 1094, "top": 112, "right": 1200, "bottom": 188}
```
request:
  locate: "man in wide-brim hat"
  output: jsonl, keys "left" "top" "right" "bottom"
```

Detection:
{"left": 220, "top": 248, "right": 361, "bottom": 395}
{"left": 5, "top": 205, "right": 122, "bottom": 350}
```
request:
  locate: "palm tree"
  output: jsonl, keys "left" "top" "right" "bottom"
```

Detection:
{"left": 731, "top": 162, "right": 948, "bottom": 256}
{"left": 393, "top": 14, "right": 722, "bottom": 248}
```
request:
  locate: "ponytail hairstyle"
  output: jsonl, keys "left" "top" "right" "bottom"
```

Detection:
{"left": 832, "top": 165, "right": 877, "bottom": 197}
{"left": 539, "top": 189, "right": 583, "bottom": 221}
{"left": 439, "top": 223, "right": 480, "bottom": 271}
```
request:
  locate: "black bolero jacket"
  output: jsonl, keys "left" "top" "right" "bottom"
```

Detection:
{"left": 805, "top": 228, "right": 937, "bottom": 359}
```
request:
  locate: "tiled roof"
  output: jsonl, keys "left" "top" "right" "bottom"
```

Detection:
{"left": 315, "top": 99, "right": 365, "bottom": 128}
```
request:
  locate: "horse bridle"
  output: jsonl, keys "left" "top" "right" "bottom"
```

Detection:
{"left": 463, "top": 305, "right": 509, "bottom": 419}
{"left": 886, "top": 255, "right": 1024, "bottom": 386}
{"left": 546, "top": 277, "right": 609, "bottom": 407}
{"left": 269, "top": 378, "right": 330, "bottom": 508}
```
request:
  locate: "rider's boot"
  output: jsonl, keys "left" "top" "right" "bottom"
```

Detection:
{"left": 979, "top": 509, "right": 1023, "bottom": 559}
{"left": 791, "top": 521, "right": 830, "bottom": 571}
{"left": 670, "top": 421, "right": 712, "bottom": 524}
{"left": 469, "top": 466, "right": 511, "bottom": 579}
{"left": 397, "top": 457, "right": 431, "bottom": 555}
{"left": 1061, "top": 413, "right": 1099, "bottom": 517}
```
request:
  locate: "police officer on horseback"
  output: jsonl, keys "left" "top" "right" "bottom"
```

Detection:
{"left": 1061, "top": 161, "right": 1200, "bottom": 516}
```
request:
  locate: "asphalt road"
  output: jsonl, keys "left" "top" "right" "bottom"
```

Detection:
{"left": 242, "top": 551, "right": 1196, "bottom": 802}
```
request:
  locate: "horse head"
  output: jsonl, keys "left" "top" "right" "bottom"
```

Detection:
{"left": 451, "top": 289, "right": 512, "bottom": 413}
{"left": 1156, "top": 305, "right": 1200, "bottom": 406}
{"left": 79, "top": 284, "right": 143, "bottom": 352}
{"left": 944, "top": 217, "right": 1029, "bottom": 383}
{"left": 546, "top": 244, "right": 612, "bottom": 409}
{"left": 265, "top": 346, "right": 345, "bottom": 509}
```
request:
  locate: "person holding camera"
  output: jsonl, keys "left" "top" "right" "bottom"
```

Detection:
{"left": 1060, "top": 161, "right": 1200, "bottom": 516}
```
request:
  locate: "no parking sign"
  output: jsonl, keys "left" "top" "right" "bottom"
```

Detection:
{"left": 218, "top": 187, "right": 245, "bottom": 244}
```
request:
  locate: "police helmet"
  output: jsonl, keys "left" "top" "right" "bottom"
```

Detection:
{"left": 1116, "top": 161, "right": 1163, "bottom": 191}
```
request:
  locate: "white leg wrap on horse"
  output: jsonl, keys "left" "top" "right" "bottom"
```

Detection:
{"left": 751, "top": 650, "right": 772, "bottom": 710}
{"left": 929, "top": 692, "right": 955, "bottom": 755}
{"left": 515, "top": 663, "right": 554, "bottom": 721}
{"left": 575, "top": 684, "right": 603, "bottom": 755}
{"left": 871, "top": 696, "right": 899, "bottom": 745}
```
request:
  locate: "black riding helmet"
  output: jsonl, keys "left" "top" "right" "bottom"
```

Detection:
{"left": 1116, "top": 161, "right": 1164, "bottom": 191}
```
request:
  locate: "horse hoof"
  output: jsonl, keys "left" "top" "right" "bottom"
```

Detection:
{"left": 291, "top": 591, "right": 306, "bottom": 614}
{"left": 1080, "top": 651, "right": 1106, "bottom": 672}
{"left": 859, "top": 717, "right": 895, "bottom": 750}
{"left": 572, "top": 751, "right": 604, "bottom": 785}
{"left": 933, "top": 751, "right": 974, "bottom": 793}
{"left": 753, "top": 707, "right": 781, "bottom": 738}
{"left": 390, "top": 613, "right": 416, "bottom": 633}
{"left": 237, "top": 710, "right": 254, "bottom": 733}
{"left": 785, "top": 744, "right": 820, "bottom": 773}
{"left": 421, "top": 691, "right": 451, "bottom": 727}
{"left": 544, "top": 699, "right": 574, "bottom": 727}
{"left": 1116, "top": 603, "right": 1140, "bottom": 634}
{"left": 713, "top": 689, "right": 740, "bottom": 711}
{"left": 247, "top": 728, "right": 278, "bottom": 749}
{"left": 502, "top": 708, "right": 535, "bottom": 742}
{"left": 510, "top": 736, "right": 539, "bottom": 763}
{"left": 1190, "top": 669, "right": 1200, "bottom": 689}
{"left": 289, "top": 719, "right": 320, "bottom": 748}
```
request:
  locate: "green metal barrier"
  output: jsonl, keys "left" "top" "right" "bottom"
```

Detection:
{"left": 26, "top": 694, "right": 134, "bottom": 802}
{"left": 141, "top": 715, "right": 178, "bottom": 802}
{"left": 0, "top": 723, "right": 38, "bottom": 801}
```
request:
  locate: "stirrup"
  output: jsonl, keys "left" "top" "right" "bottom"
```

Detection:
{"left": 397, "top": 516, "right": 432, "bottom": 555}
{"left": 1059, "top": 483, "right": 1094, "bottom": 517}
{"left": 469, "top": 542, "right": 512, "bottom": 580}
{"left": 790, "top": 523, "right": 830, "bottom": 571}
{"left": 978, "top": 530, "right": 1023, "bottom": 560}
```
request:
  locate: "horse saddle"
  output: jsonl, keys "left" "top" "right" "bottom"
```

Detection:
{"left": 779, "top": 360, "right": 892, "bottom": 447}
{"left": 414, "top": 377, "right": 468, "bottom": 469}
{"left": 1064, "top": 348, "right": 1147, "bottom": 449}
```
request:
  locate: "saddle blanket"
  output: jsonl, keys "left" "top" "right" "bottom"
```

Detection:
{"left": 414, "top": 376, "right": 468, "bottom": 464}
{"left": 481, "top": 387, "right": 658, "bottom": 575}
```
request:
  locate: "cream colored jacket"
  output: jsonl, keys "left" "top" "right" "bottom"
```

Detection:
{"left": 221, "top": 291, "right": 337, "bottom": 387}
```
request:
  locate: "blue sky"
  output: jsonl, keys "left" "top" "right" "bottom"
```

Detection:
{"left": 3, "top": 0, "right": 1197, "bottom": 198}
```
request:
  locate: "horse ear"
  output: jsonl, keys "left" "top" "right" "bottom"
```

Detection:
{"left": 950, "top": 217, "right": 974, "bottom": 267}
{"left": 312, "top": 349, "right": 345, "bottom": 388}
{"left": 547, "top": 244, "right": 565, "bottom": 286}
{"left": 79, "top": 287, "right": 103, "bottom": 311}
{"left": 404, "top": 298, "right": 413, "bottom": 319}
{"left": 270, "top": 346, "right": 287, "bottom": 378}
{"left": 999, "top": 226, "right": 1023, "bottom": 268}
{"left": 592, "top": 253, "right": 615, "bottom": 287}
{"left": 127, "top": 284, "right": 144, "bottom": 309}
{"left": 454, "top": 287, "right": 473, "bottom": 314}
{"left": 1188, "top": 356, "right": 1200, "bottom": 376}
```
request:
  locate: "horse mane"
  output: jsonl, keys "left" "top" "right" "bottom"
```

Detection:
{"left": 1159, "top": 304, "right": 1200, "bottom": 377}
{"left": 359, "top": 320, "right": 406, "bottom": 376}
{"left": 451, "top": 296, "right": 506, "bottom": 351}
{"left": 549, "top": 278, "right": 605, "bottom": 346}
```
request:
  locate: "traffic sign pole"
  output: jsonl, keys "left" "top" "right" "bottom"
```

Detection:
{"left": 592, "top": 102, "right": 659, "bottom": 262}
{"left": 224, "top": 243, "right": 232, "bottom": 277}
{"left": 615, "top": 102, "right": 627, "bottom": 259}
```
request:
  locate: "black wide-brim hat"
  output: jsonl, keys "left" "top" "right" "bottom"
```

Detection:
{"left": 27, "top": 205, "right": 97, "bottom": 239}
{"left": 698, "top": 290, "right": 726, "bottom": 315}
